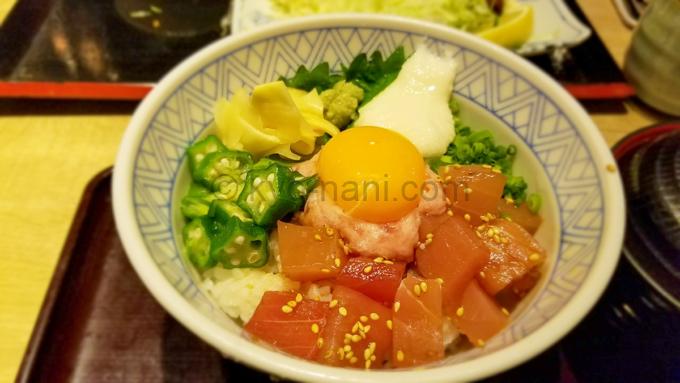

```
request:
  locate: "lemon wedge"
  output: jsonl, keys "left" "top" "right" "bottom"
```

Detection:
{"left": 477, "top": 0, "right": 533, "bottom": 49}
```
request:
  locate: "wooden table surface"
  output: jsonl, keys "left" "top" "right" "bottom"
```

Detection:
{"left": 0, "top": 1, "right": 669, "bottom": 381}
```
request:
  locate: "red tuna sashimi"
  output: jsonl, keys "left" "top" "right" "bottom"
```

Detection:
{"left": 317, "top": 286, "right": 392, "bottom": 369}
{"left": 277, "top": 221, "right": 348, "bottom": 282}
{"left": 439, "top": 164, "right": 506, "bottom": 226}
{"left": 477, "top": 218, "right": 546, "bottom": 295}
{"left": 245, "top": 291, "right": 329, "bottom": 360}
{"left": 335, "top": 257, "right": 406, "bottom": 306}
{"left": 392, "top": 275, "right": 444, "bottom": 367}
{"left": 452, "top": 279, "right": 509, "bottom": 346}
{"left": 415, "top": 215, "right": 490, "bottom": 315}
{"left": 497, "top": 200, "right": 542, "bottom": 234}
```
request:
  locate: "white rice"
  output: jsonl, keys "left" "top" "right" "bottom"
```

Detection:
{"left": 202, "top": 267, "right": 299, "bottom": 323}
{"left": 443, "top": 316, "right": 461, "bottom": 349}
{"left": 201, "top": 232, "right": 299, "bottom": 323}
{"left": 303, "top": 282, "right": 333, "bottom": 302}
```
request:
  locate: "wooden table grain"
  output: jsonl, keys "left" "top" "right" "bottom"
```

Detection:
{"left": 0, "top": 1, "right": 669, "bottom": 382}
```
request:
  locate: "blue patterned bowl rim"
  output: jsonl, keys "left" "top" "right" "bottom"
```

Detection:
{"left": 113, "top": 14, "right": 625, "bottom": 383}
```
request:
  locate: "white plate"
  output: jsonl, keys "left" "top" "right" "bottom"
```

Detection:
{"left": 230, "top": 0, "right": 591, "bottom": 56}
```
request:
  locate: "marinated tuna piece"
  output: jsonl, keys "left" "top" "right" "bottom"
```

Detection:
{"left": 392, "top": 275, "right": 444, "bottom": 367}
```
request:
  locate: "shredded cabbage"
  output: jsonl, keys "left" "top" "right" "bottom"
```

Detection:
{"left": 271, "top": 0, "right": 497, "bottom": 32}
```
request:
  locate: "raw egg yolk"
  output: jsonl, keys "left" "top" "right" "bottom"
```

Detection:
{"left": 317, "top": 126, "right": 426, "bottom": 223}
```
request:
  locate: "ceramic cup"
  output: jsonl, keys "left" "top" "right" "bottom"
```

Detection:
{"left": 624, "top": 0, "right": 680, "bottom": 116}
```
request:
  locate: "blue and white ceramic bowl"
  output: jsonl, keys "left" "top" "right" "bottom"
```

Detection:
{"left": 113, "top": 15, "right": 624, "bottom": 382}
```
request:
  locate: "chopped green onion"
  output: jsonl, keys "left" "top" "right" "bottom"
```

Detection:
{"left": 526, "top": 193, "right": 542, "bottom": 214}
